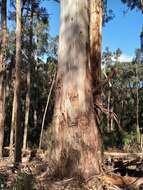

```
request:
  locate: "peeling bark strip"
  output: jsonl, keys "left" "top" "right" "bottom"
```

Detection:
{"left": 51, "top": 0, "right": 103, "bottom": 179}
{"left": 90, "top": 0, "right": 103, "bottom": 91}
{"left": 90, "top": 0, "right": 103, "bottom": 124}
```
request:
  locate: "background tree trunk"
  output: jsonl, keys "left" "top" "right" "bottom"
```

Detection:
{"left": 51, "top": 0, "right": 103, "bottom": 179}
{"left": 9, "top": 95, "right": 16, "bottom": 157}
{"left": 0, "top": 0, "right": 7, "bottom": 158}
{"left": 136, "top": 63, "right": 140, "bottom": 144}
{"left": 12, "top": 0, "right": 22, "bottom": 164}
{"left": 107, "top": 90, "right": 111, "bottom": 132}
{"left": 23, "top": 1, "right": 33, "bottom": 150}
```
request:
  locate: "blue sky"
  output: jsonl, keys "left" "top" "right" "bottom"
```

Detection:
{"left": 45, "top": 0, "right": 143, "bottom": 61}
{"left": 7, "top": 0, "right": 143, "bottom": 61}
{"left": 103, "top": 0, "right": 143, "bottom": 61}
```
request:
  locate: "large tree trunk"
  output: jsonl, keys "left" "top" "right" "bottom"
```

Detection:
{"left": 0, "top": 0, "right": 7, "bottom": 158}
{"left": 90, "top": 0, "right": 103, "bottom": 125}
{"left": 23, "top": 1, "right": 33, "bottom": 150}
{"left": 51, "top": 0, "right": 103, "bottom": 179}
{"left": 11, "top": 0, "right": 22, "bottom": 163}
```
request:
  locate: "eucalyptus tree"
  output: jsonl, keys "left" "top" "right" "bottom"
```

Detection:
{"left": 102, "top": 47, "right": 113, "bottom": 132}
{"left": 90, "top": 0, "right": 114, "bottom": 127}
{"left": 50, "top": 0, "right": 105, "bottom": 179}
{"left": 12, "top": 0, "right": 22, "bottom": 163}
{"left": 8, "top": 0, "right": 49, "bottom": 153}
{"left": 0, "top": 0, "right": 7, "bottom": 158}
{"left": 114, "top": 48, "right": 122, "bottom": 63}
{"left": 134, "top": 49, "right": 142, "bottom": 144}
{"left": 23, "top": 0, "right": 34, "bottom": 150}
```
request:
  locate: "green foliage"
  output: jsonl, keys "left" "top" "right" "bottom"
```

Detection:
{"left": 102, "top": 47, "right": 143, "bottom": 150}
{"left": 121, "top": 0, "right": 143, "bottom": 11}
{"left": 11, "top": 173, "right": 33, "bottom": 190}
{"left": 3, "top": 0, "right": 58, "bottom": 149}
{"left": 103, "top": 0, "right": 115, "bottom": 25}
{"left": 40, "top": 124, "right": 53, "bottom": 150}
{"left": 0, "top": 174, "right": 6, "bottom": 190}
{"left": 103, "top": 129, "right": 141, "bottom": 152}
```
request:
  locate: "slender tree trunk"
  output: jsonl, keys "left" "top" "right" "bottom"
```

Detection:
{"left": 23, "top": 71, "right": 30, "bottom": 150}
{"left": 9, "top": 95, "right": 15, "bottom": 157}
{"left": 11, "top": 0, "right": 22, "bottom": 164}
{"left": 110, "top": 106, "right": 114, "bottom": 131}
{"left": 33, "top": 36, "right": 38, "bottom": 129}
{"left": 51, "top": 0, "right": 102, "bottom": 179}
{"left": 9, "top": 55, "right": 16, "bottom": 157}
{"left": 90, "top": 0, "right": 103, "bottom": 134}
{"left": 0, "top": 0, "right": 7, "bottom": 158}
{"left": 107, "top": 90, "right": 111, "bottom": 132}
{"left": 136, "top": 64, "right": 140, "bottom": 144}
{"left": 34, "top": 110, "right": 37, "bottom": 128}
{"left": 23, "top": 2, "right": 33, "bottom": 150}
{"left": 136, "top": 85, "right": 140, "bottom": 143}
{"left": 39, "top": 73, "right": 56, "bottom": 149}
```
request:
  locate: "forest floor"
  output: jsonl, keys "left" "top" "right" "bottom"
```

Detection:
{"left": 0, "top": 150, "right": 143, "bottom": 190}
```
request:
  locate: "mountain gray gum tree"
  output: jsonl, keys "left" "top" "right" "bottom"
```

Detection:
{"left": 51, "top": 0, "right": 103, "bottom": 179}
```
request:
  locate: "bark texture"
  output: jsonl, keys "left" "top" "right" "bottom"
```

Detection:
{"left": 51, "top": 0, "right": 103, "bottom": 179}
{"left": 0, "top": 0, "right": 7, "bottom": 158}
{"left": 90, "top": 0, "right": 103, "bottom": 125}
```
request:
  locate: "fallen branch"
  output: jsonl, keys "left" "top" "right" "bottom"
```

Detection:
{"left": 100, "top": 174, "right": 143, "bottom": 187}
{"left": 104, "top": 152, "right": 143, "bottom": 158}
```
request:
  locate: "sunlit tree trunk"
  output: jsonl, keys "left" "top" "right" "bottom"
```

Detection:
{"left": 33, "top": 36, "right": 38, "bottom": 129}
{"left": 39, "top": 73, "right": 56, "bottom": 149}
{"left": 136, "top": 63, "right": 140, "bottom": 144}
{"left": 10, "top": 0, "right": 22, "bottom": 163}
{"left": 51, "top": 0, "right": 103, "bottom": 179}
{"left": 110, "top": 106, "right": 114, "bottom": 131}
{"left": 0, "top": 0, "right": 7, "bottom": 158}
{"left": 23, "top": 1, "right": 33, "bottom": 150}
{"left": 34, "top": 110, "right": 37, "bottom": 128}
{"left": 90, "top": 0, "right": 103, "bottom": 125}
{"left": 9, "top": 96, "right": 15, "bottom": 157}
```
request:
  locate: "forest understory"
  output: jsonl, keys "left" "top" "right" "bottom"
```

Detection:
{"left": 0, "top": 150, "right": 143, "bottom": 190}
